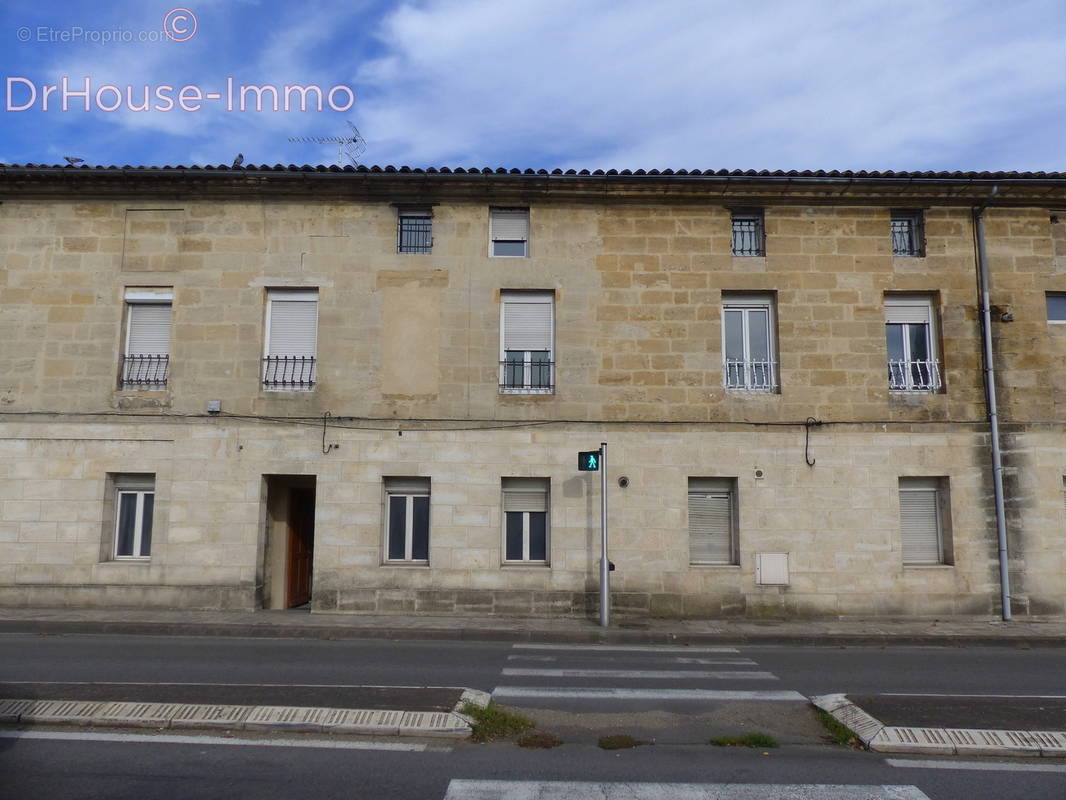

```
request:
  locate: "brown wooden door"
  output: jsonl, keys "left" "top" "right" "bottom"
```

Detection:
{"left": 286, "top": 487, "right": 315, "bottom": 607}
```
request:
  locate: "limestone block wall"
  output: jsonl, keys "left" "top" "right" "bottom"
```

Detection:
{"left": 2, "top": 417, "right": 1057, "bottom": 617}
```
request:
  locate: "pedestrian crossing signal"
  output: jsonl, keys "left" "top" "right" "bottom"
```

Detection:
{"left": 578, "top": 450, "right": 601, "bottom": 471}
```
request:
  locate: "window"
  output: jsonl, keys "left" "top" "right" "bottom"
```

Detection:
{"left": 899, "top": 477, "right": 950, "bottom": 565}
{"left": 113, "top": 474, "right": 155, "bottom": 559}
{"left": 490, "top": 208, "right": 529, "bottom": 257}
{"left": 885, "top": 294, "right": 941, "bottom": 392}
{"left": 731, "top": 210, "right": 764, "bottom": 256}
{"left": 722, "top": 293, "right": 777, "bottom": 392}
{"left": 263, "top": 289, "right": 318, "bottom": 390}
{"left": 384, "top": 478, "right": 430, "bottom": 563}
{"left": 1047, "top": 292, "right": 1066, "bottom": 323}
{"left": 503, "top": 478, "right": 549, "bottom": 564}
{"left": 688, "top": 478, "right": 737, "bottom": 565}
{"left": 891, "top": 210, "right": 924, "bottom": 257}
{"left": 397, "top": 206, "right": 433, "bottom": 254}
{"left": 121, "top": 289, "right": 172, "bottom": 390}
{"left": 500, "top": 291, "right": 554, "bottom": 393}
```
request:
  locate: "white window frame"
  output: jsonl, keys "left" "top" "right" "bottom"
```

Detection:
{"left": 490, "top": 208, "right": 530, "bottom": 258}
{"left": 113, "top": 475, "right": 155, "bottom": 560}
{"left": 499, "top": 291, "right": 554, "bottom": 394}
{"left": 121, "top": 289, "right": 172, "bottom": 391}
{"left": 722, "top": 293, "right": 777, "bottom": 393}
{"left": 885, "top": 294, "right": 941, "bottom": 393}
{"left": 263, "top": 289, "right": 318, "bottom": 391}
{"left": 1046, "top": 292, "right": 1066, "bottom": 324}
{"left": 384, "top": 478, "right": 430, "bottom": 564}
{"left": 502, "top": 478, "right": 550, "bottom": 565}
{"left": 898, "top": 477, "right": 946, "bottom": 565}
{"left": 688, "top": 477, "right": 738, "bottom": 566}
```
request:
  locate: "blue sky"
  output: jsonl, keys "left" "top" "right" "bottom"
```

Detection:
{"left": 2, "top": 0, "right": 1066, "bottom": 171}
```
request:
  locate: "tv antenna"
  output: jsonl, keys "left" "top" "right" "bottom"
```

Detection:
{"left": 288, "top": 121, "right": 366, "bottom": 166}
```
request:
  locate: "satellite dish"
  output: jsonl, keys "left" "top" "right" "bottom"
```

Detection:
{"left": 288, "top": 121, "right": 366, "bottom": 166}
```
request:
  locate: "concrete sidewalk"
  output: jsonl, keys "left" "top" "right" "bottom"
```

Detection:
{"left": 1, "top": 607, "right": 1064, "bottom": 647}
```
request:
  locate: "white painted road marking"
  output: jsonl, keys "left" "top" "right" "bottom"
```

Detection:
{"left": 886, "top": 758, "right": 1066, "bottom": 774}
{"left": 676, "top": 657, "right": 757, "bottom": 665}
{"left": 492, "top": 687, "right": 807, "bottom": 701}
{"left": 881, "top": 693, "right": 1066, "bottom": 699}
{"left": 512, "top": 644, "right": 740, "bottom": 653}
{"left": 442, "top": 780, "right": 932, "bottom": 799}
{"left": 0, "top": 729, "right": 441, "bottom": 752}
{"left": 501, "top": 668, "right": 777, "bottom": 680}
{"left": 505, "top": 655, "right": 557, "bottom": 662}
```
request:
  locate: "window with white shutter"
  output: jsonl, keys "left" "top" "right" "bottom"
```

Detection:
{"left": 384, "top": 477, "right": 430, "bottom": 563}
{"left": 688, "top": 478, "right": 737, "bottom": 565}
{"left": 502, "top": 478, "right": 549, "bottom": 564}
{"left": 263, "top": 289, "right": 318, "bottom": 390}
{"left": 899, "top": 477, "right": 948, "bottom": 565}
{"left": 490, "top": 208, "right": 529, "bottom": 257}
{"left": 121, "top": 289, "right": 172, "bottom": 390}
{"left": 885, "top": 294, "right": 941, "bottom": 393}
{"left": 500, "top": 291, "right": 554, "bottom": 393}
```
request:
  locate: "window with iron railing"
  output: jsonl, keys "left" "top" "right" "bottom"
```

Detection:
{"left": 397, "top": 209, "right": 432, "bottom": 254}
{"left": 121, "top": 291, "right": 172, "bottom": 390}
{"left": 263, "top": 289, "right": 318, "bottom": 391}
{"left": 885, "top": 295, "right": 941, "bottom": 393}
{"left": 891, "top": 210, "right": 924, "bottom": 257}
{"left": 731, "top": 211, "right": 765, "bottom": 256}
{"left": 722, "top": 294, "right": 778, "bottom": 392}
{"left": 500, "top": 291, "right": 554, "bottom": 393}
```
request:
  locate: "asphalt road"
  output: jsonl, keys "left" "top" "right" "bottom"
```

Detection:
{"left": 2, "top": 634, "right": 1065, "bottom": 798}
{"left": 2, "top": 732, "right": 1065, "bottom": 800}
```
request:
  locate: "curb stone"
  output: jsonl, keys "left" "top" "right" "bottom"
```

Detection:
{"left": 811, "top": 693, "right": 1066, "bottom": 758}
{"left": 0, "top": 689, "right": 484, "bottom": 740}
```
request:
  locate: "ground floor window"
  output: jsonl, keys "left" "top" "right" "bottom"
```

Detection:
{"left": 112, "top": 474, "right": 155, "bottom": 559}
{"left": 899, "top": 476, "right": 952, "bottom": 565}
{"left": 384, "top": 477, "right": 430, "bottom": 563}
{"left": 688, "top": 477, "right": 737, "bottom": 565}
{"left": 502, "top": 478, "right": 549, "bottom": 564}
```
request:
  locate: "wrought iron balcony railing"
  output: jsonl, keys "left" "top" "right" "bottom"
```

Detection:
{"left": 499, "top": 360, "right": 554, "bottom": 393}
{"left": 888, "top": 359, "right": 941, "bottom": 392}
{"left": 724, "top": 359, "right": 778, "bottom": 392}
{"left": 263, "top": 355, "right": 316, "bottom": 389}
{"left": 120, "top": 354, "right": 169, "bottom": 389}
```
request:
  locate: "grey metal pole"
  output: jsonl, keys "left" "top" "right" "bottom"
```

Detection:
{"left": 973, "top": 205, "right": 1012, "bottom": 621}
{"left": 599, "top": 441, "right": 609, "bottom": 627}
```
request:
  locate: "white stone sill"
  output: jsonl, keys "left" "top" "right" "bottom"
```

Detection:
{"left": 380, "top": 562, "right": 429, "bottom": 568}
{"left": 902, "top": 564, "right": 955, "bottom": 570}
{"left": 689, "top": 563, "right": 741, "bottom": 569}
{"left": 500, "top": 563, "right": 550, "bottom": 569}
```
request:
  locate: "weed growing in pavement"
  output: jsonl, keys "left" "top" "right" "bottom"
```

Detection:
{"left": 460, "top": 702, "right": 534, "bottom": 743}
{"left": 815, "top": 709, "right": 863, "bottom": 748}
{"left": 709, "top": 733, "right": 779, "bottom": 748}
{"left": 597, "top": 734, "right": 646, "bottom": 750}
{"left": 516, "top": 732, "right": 563, "bottom": 749}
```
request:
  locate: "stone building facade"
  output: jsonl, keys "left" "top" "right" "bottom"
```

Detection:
{"left": 0, "top": 164, "right": 1064, "bottom": 618}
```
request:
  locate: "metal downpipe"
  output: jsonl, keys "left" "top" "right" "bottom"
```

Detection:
{"left": 973, "top": 198, "right": 1012, "bottom": 621}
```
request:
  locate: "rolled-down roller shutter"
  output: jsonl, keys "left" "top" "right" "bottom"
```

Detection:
{"left": 502, "top": 293, "right": 552, "bottom": 352}
{"left": 491, "top": 209, "right": 529, "bottom": 242}
{"left": 126, "top": 304, "right": 172, "bottom": 355}
{"left": 267, "top": 292, "right": 318, "bottom": 357}
{"left": 689, "top": 490, "right": 733, "bottom": 564}
{"left": 899, "top": 481, "right": 942, "bottom": 564}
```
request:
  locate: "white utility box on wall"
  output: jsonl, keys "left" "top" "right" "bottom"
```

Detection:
{"left": 755, "top": 552, "right": 790, "bottom": 586}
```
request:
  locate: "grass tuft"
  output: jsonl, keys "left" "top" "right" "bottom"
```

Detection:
{"left": 709, "top": 732, "right": 779, "bottom": 748}
{"left": 516, "top": 732, "right": 563, "bottom": 749}
{"left": 597, "top": 734, "right": 645, "bottom": 750}
{"left": 460, "top": 702, "right": 534, "bottom": 743}
{"left": 815, "top": 709, "right": 862, "bottom": 747}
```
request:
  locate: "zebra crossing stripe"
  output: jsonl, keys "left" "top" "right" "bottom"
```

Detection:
{"left": 512, "top": 644, "right": 739, "bottom": 653}
{"left": 491, "top": 687, "right": 806, "bottom": 701}
{"left": 442, "top": 780, "right": 931, "bottom": 799}
{"left": 501, "top": 668, "right": 777, "bottom": 680}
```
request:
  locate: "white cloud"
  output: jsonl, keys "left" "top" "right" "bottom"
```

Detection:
{"left": 354, "top": 0, "right": 1066, "bottom": 170}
